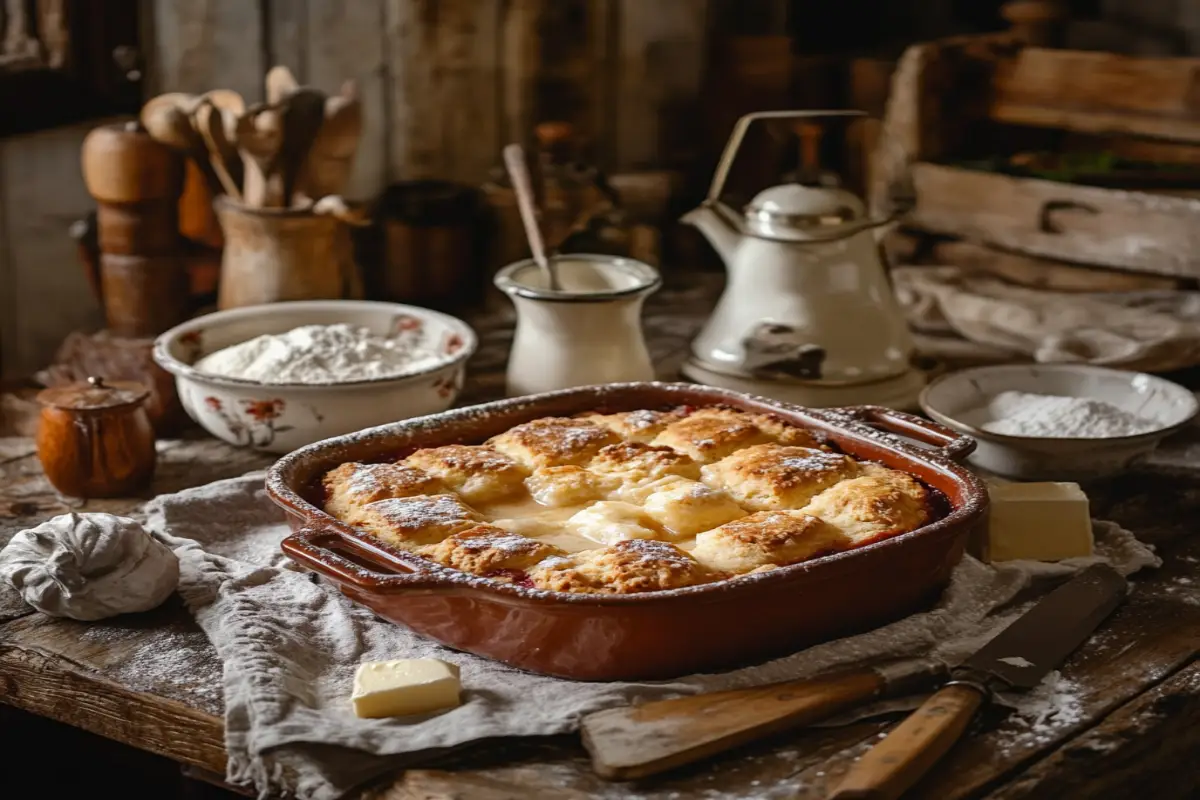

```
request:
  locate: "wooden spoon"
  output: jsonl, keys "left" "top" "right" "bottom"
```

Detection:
{"left": 192, "top": 100, "right": 243, "bottom": 200}
{"left": 296, "top": 80, "right": 363, "bottom": 199}
{"left": 276, "top": 86, "right": 328, "bottom": 206}
{"left": 141, "top": 94, "right": 226, "bottom": 195}
{"left": 235, "top": 103, "right": 286, "bottom": 207}
{"left": 201, "top": 88, "right": 245, "bottom": 117}
{"left": 266, "top": 65, "right": 300, "bottom": 105}
{"left": 503, "top": 143, "right": 561, "bottom": 290}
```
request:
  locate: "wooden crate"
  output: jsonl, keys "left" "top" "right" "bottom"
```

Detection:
{"left": 873, "top": 37, "right": 1200, "bottom": 279}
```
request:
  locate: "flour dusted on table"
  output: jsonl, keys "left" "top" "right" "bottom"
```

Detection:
{"left": 194, "top": 323, "right": 444, "bottom": 384}
{"left": 973, "top": 391, "right": 1159, "bottom": 438}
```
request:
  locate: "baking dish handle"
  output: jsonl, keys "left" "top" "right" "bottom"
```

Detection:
{"left": 835, "top": 405, "right": 976, "bottom": 461}
{"left": 282, "top": 526, "right": 449, "bottom": 592}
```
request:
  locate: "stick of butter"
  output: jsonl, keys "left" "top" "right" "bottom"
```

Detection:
{"left": 982, "top": 482, "right": 1094, "bottom": 563}
{"left": 351, "top": 658, "right": 462, "bottom": 719}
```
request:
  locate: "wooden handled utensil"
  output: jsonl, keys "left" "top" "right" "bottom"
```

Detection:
{"left": 828, "top": 564, "right": 1127, "bottom": 800}
{"left": 235, "top": 103, "right": 285, "bottom": 207}
{"left": 141, "top": 93, "right": 224, "bottom": 196}
{"left": 503, "top": 143, "right": 561, "bottom": 291}
{"left": 582, "top": 660, "right": 945, "bottom": 781}
{"left": 266, "top": 64, "right": 300, "bottom": 105}
{"left": 296, "top": 80, "right": 363, "bottom": 199}
{"left": 277, "top": 85, "right": 328, "bottom": 206}
{"left": 192, "top": 100, "right": 242, "bottom": 200}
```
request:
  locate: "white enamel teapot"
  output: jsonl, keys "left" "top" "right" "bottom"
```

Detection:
{"left": 680, "top": 110, "right": 923, "bottom": 408}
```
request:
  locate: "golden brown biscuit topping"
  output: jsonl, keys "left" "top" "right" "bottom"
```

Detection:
{"left": 352, "top": 494, "right": 482, "bottom": 549}
{"left": 702, "top": 444, "right": 859, "bottom": 511}
{"left": 489, "top": 417, "right": 621, "bottom": 468}
{"left": 321, "top": 405, "right": 933, "bottom": 594}
{"left": 323, "top": 462, "right": 445, "bottom": 521}
{"left": 418, "top": 523, "right": 565, "bottom": 576}
{"left": 404, "top": 445, "right": 527, "bottom": 504}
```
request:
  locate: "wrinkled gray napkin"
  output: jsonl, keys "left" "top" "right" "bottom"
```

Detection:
{"left": 138, "top": 473, "right": 1157, "bottom": 800}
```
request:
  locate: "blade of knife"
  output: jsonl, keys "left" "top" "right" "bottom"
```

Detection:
{"left": 956, "top": 562, "right": 1128, "bottom": 690}
{"left": 828, "top": 563, "right": 1129, "bottom": 800}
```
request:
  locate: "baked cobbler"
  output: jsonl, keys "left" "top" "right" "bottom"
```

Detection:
{"left": 321, "top": 405, "right": 935, "bottom": 594}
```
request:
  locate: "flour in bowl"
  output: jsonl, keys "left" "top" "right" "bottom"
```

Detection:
{"left": 194, "top": 323, "right": 445, "bottom": 384}
{"left": 972, "top": 391, "right": 1159, "bottom": 438}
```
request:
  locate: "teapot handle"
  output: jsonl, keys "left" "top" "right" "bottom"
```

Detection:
{"left": 705, "top": 110, "right": 868, "bottom": 204}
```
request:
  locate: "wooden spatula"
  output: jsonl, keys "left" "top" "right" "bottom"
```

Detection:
{"left": 581, "top": 660, "right": 944, "bottom": 781}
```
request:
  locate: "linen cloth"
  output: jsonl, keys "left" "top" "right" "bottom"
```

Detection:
{"left": 123, "top": 472, "right": 1157, "bottom": 800}
{"left": 893, "top": 266, "right": 1200, "bottom": 372}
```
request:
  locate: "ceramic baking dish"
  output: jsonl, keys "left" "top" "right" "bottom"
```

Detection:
{"left": 267, "top": 382, "right": 987, "bottom": 681}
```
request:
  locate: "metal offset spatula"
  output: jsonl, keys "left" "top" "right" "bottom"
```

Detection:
{"left": 582, "top": 564, "right": 1126, "bottom": 784}
{"left": 828, "top": 563, "right": 1128, "bottom": 799}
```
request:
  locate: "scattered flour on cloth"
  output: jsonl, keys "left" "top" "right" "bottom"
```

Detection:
{"left": 139, "top": 473, "right": 1159, "bottom": 800}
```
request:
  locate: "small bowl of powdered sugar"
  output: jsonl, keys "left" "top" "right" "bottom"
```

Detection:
{"left": 919, "top": 364, "right": 1198, "bottom": 480}
{"left": 154, "top": 300, "right": 476, "bottom": 453}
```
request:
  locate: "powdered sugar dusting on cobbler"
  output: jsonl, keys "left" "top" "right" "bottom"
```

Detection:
{"left": 269, "top": 382, "right": 967, "bottom": 596}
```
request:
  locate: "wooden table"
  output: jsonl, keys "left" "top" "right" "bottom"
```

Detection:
{"left": 3, "top": 284, "right": 1200, "bottom": 799}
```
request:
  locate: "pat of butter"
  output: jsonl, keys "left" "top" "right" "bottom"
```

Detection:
{"left": 983, "top": 482, "right": 1093, "bottom": 562}
{"left": 351, "top": 658, "right": 461, "bottom": 719}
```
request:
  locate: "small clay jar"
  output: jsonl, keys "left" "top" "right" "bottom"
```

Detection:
{"left": 36, "top": 377, "right": 157, "bottom": 499}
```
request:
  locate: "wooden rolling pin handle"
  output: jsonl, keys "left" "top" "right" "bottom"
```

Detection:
{"left": 827, "top": 683, "right": 987, "bottom": 800}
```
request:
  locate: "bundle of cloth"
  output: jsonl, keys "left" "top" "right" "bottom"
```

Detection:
{"left": 892, "top": 265, "right": 1200, "bottom": 373}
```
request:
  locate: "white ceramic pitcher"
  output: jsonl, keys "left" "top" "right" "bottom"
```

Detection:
{"left": 494, "top": 254, "right": 661, "bottom": 396}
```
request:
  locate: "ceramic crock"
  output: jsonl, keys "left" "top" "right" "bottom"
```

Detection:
{"left": 494, "top": 254, "right": 662, "bottom": 396}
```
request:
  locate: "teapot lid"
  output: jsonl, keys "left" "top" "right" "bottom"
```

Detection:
{"left": 37, "top": 376, "right": 149, "bottom": 412}
{"left": 743, "top": 184, "right": 867, "bottom": 241}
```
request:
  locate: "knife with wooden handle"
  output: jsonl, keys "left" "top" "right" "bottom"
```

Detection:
{"left": 828, "top": 563, "right": 1128, "bottom": 800}
{"left": 582, "top": 659, "right": 946, "bottom": 780}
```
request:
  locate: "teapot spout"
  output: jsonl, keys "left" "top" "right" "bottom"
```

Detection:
{"left": 681, "top": 202, "right": 742, "bottom": 265}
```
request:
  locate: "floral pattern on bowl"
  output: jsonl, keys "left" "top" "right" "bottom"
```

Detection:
{"left": 154, "top": 300, "right": 477, "bottom": 454}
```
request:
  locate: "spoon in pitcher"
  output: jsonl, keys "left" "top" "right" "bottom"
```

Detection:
{"left": 503, "top": 143, "right": 561, "bottom": 291}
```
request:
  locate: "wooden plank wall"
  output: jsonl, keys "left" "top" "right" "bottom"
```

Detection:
{"left": 0, "top": 121, "right": 107, "bottom": 380}
{"left": 2, "top": 0, "right": 805, "bottom": 379}
{"left": 142, "top": 0, "right": 723, "bottom": 197}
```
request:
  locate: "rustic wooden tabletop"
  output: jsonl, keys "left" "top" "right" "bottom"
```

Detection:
{"left": 2, "top": 280, "right": 1199, "bottom": 799}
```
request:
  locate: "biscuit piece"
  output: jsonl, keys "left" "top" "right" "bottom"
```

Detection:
{"left": 701, "top": 444, "right": 860, "bottom": 512}
{"left": 642, "top": 479, "right": 747, "bottom": 537}
{"left": 418, "top": 523, "right": 565, "bottom": 576}
{"left": 692, "top": 511, "right": 846, "bottom": 573}
{"left": 354, "top": 494, "right": 483, "bottom": 549}
{"left": 529, "top": 539, "right": 712, "bottom": 594}
{"left": 404, "top": 445, "right": 527, "bottom": 505}
{"left": 801, "top": 468, "right": 929, "bottom": 547}
{"left": 322, "top": 462, "right": 446, "bottom": 522}
{"left": 578, "top": 408, "right": 688, "bottom": 443}
{"left": 568, "top": 501, "right": 661, "bottom": 545}
{"left": 489, "top": 417, "right": 620, "bottom": 469}
{"left": 588, "top": 441, "right": 701, "bottom": 488}
{"left": 525, "top": 466, "right": 617, "bottom": 508}
{"left": 753, "top": 413, "right": 822, "bottom": 448}
{"left": 652, "top": 407, "right": 820, "bottom": 463}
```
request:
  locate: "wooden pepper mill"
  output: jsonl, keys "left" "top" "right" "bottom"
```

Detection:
{"left": 80, "top": 121, "right": 191, "bottom": 337}
{"left": 36, "top": 376, "right": 157, "bottom": 499}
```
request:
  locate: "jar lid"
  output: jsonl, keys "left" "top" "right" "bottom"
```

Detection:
{"left": 37, "top": 376, "right": 150, "bottom": 411}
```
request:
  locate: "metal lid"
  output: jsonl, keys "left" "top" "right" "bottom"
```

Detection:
{"left": 37, "top": 376, "right": 150, "bottom": 412}
{"left": 743, "top": 184, "right": 867, "bottom": 241}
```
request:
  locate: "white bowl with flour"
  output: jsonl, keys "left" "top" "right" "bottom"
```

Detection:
{"left": 154, "top": 301, "right": 476, "bottom": 453}
{"left": 919, "top": 364, "right": 1198, "bottom": 480}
